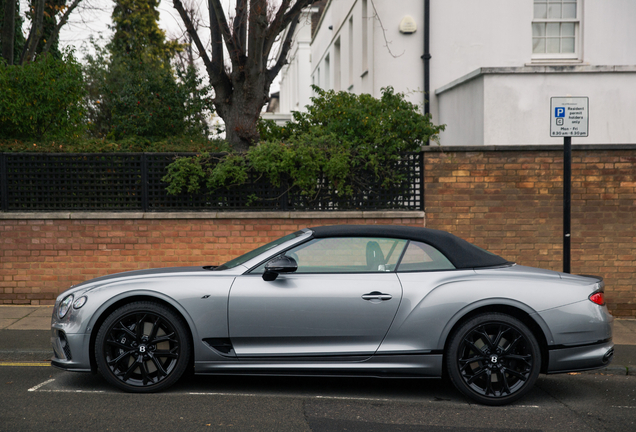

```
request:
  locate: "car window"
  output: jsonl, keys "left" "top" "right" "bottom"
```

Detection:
{"left": 252, "top": 237, "right": 408, "bottom": 273}
{"left": 397, "top": 241, "right": 455, "bottom": 272}
{"left": 215, "top": 230, "right": 306, "bottom": 270}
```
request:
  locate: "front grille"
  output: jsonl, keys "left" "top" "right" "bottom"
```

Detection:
{"left": 59, "top": 332, "right": 72, "bottom": 360}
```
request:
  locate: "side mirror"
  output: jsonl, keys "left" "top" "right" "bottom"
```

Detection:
{"left": 262, "top": 256, "right": 298, "bottom": 281}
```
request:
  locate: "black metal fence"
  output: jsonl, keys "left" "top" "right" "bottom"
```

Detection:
{"left": 0, "top": 152, "right": 423, "bottom": 211}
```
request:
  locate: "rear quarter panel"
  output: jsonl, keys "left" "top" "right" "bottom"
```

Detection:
{"left": 378, "top": 266, "right": 604, "bottom": 354}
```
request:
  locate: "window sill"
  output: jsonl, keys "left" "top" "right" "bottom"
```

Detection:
{"left": 526, "top": 59, "right": 586, "bottom": 66}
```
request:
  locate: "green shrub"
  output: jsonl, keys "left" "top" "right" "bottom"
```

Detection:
{"left": 0, "top": 51, "right": 86, "bottom": 140}
{"left": 0, "top": 136, "right": 230, "bottom": 153}
{"left": 163, "top": 87, "right": 445, "bottom": 201}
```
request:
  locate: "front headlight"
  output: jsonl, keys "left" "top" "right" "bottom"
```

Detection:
{"left": 73, "top": 296, "right": 87, "bottom": 309}
{"left": 58, "top": 295, "right": 74, "bottom": 319}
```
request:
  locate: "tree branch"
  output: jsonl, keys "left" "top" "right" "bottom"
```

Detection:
{"left": 173, "top": 0, "right": 215, "bottom": 79}
{"left": 20, "top": 0, "right": 46, "bottom": 63}
{"left": 264, "top": 0, "right": 312, "bottom": 41}
{"left": 42, "top": 0, "right": 83, "bottom": 56}
{"left": 209, "top": 0, "right": 240, "bottom": 67}
{"left": 267, "top": 17, "right": 298, "bottom": 82}
{"left": 262, "top": 0, "right": 312, "bottom": 65}
{"left": 233, "top": 0, "right": 247, "bottom": 54}
{"left": 246, "top": 0, "right": 269, "bottom": 71}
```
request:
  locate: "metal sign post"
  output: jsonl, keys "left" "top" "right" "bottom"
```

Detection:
{"left": 550, "top": 97, "right": 589, "bottom": 273}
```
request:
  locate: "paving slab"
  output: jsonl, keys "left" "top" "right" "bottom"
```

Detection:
{"left": 0, "top": 318, "right": 19, "bottom": 329}
{"left": 7, "top": 316, "right": 52, "bottom": 330}
{"left": 29, "top": 306, "right": 54, "bottom": 317}
{"left": 0, "top": 307, "right": 37, "bottom": 320}
{"left": 613, "top": 319, "right": 636, "bottom": 345}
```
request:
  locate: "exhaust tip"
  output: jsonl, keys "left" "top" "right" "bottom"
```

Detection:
{"left": 602, "top": 347, "right": 614, "bottom": 365}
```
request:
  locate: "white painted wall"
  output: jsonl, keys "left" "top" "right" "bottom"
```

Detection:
{"left": 282, "top": 0, "right": 636, "bottom": 145}
{"left": 277, "top": 9, "right": 316, "bottom": 114}
{"left": 310, "top": 0, "right": 424, "bottom": 106}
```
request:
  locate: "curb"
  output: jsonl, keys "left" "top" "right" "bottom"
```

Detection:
{"left": 581, "top": 365, "right": 633, "bottom": 376}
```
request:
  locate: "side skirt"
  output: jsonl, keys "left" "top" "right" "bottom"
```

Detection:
{"left": 194, "top": 354, "right": 443, "bottom": 378}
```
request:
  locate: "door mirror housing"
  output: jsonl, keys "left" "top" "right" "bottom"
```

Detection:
{"left": 262, "top": 256, "right": 298, "bottom": 281}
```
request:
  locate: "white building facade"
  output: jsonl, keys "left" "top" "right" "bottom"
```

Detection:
{"left": 279, "top": 0, "right": 636, "bottom": 146}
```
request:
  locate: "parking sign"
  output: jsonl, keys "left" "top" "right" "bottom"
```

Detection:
{"left": 550, "top": 97, "right": 589, "bottom": 137}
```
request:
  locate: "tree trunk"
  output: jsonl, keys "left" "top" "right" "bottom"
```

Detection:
{"left": 2, "top": 0, "right": 16, "bottom": 64}
{"left": 219, "top": 74, "right": 270, "bottom": 153}
{"left": 20, "top": 0, "right": 45, "bottom": 63}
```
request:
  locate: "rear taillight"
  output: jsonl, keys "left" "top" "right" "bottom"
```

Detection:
{"left": 589, "top": 292, "right": 605, "bottom": 306}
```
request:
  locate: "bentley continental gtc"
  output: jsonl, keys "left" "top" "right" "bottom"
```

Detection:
{"left": 51, "top": 225, "right": 614, "bottom": 405}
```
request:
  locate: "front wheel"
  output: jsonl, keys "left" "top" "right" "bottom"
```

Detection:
{"left": 446, "top": 312, "right": 541, "bottom": 405}
{"left": 95, "top": 301, "right": 191, "bottom": 393}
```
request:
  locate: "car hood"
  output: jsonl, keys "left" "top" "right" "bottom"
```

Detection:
{"left": 59, "top": 266, "right": 213, "bottom": 298}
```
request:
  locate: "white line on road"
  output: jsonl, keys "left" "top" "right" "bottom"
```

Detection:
{"left": 28, "top": 378, "right": 56, "bottom": 392}
{"left": 28, "top": 378, "right": 105, "bottom": 393}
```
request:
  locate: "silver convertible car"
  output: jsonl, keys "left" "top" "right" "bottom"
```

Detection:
{"left": 51, "top": 225, "right": 614, "bottom": 405}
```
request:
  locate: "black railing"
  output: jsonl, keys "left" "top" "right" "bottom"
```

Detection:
{"left": 0, "top": 152, "right": 423, "bottom": 211}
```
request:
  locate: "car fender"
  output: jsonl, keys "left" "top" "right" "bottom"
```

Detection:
{"left": 436, "top": 297, "right": 554, "bottom": 349}
{"left": 77, "top": 276, "right": 235, "bottom": 361}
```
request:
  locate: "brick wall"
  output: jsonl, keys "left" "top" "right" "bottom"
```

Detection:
{"left": 0, "top": 213, "right": 424, "bottom": 305}
{"left": 424, "top": 146, "right": 636, "bottom": 317}
{"left": 2, "top": 145, "right": 635, "bottom": 316}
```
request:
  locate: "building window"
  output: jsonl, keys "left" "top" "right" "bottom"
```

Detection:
{"left": 532, "top": 0, "right": 579, "bottom": 59}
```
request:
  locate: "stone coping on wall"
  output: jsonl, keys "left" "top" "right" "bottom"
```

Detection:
{"left": 0, "top": 211, "right": 425, "bottom": 220}
{"left": 422, "top": 144, "right": 636, "bottom": 152}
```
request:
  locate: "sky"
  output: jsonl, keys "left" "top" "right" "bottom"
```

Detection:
{"left": 54, "top": 0, "right": 193, "bottom": 54}
{"left": 46, "top": 0, "right": 281, "bottom": 92}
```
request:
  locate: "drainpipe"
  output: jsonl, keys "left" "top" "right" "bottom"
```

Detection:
{"left": 422, "top": 0, "right": 431, "bottom": 117}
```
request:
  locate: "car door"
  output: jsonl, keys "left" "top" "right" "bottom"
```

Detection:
{"left": 228, "top": 237, "right": 407, "bottom": 358}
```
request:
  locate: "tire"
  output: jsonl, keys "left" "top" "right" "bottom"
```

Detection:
{"left": 445, "top": 312, "right": 541, "bottom": 406}
{"left": 95, "top": 301, "right": 191, "bottom": 393}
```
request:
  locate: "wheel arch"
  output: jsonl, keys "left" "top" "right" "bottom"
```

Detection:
{"left": 440, "top": 302, "right": 551, "bottom": 374}
{"left": 87, "top": 293, "right": 196, "bottom": 374}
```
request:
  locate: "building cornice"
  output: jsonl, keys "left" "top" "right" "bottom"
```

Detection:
{"left": 436, "top": 65, "right": 636, "bottom": 95}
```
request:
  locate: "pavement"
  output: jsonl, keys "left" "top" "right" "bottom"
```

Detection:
{"left": 0, "top": 305, "right": 635, "bottom": 373}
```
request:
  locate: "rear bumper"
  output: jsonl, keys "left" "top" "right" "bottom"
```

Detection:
{"left": 547, "top": 339, "right": 614, "bottom": 374}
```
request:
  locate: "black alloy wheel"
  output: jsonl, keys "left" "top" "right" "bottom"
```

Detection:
{"left": 95, "top": 301, "right": 191, "bottom": 393}
{"left": 446, "top": 312, "right": 541, "bottom": 405}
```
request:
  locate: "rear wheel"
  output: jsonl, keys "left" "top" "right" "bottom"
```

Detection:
{"left": 95, "top": 301, "right": 191, "bottom": 393}
{"left": 446, "top": 312, "right": 541, "bottom": 405}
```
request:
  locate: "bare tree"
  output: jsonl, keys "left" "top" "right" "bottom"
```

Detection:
{"left": 173, "top": 0, "right": 318, "bottom": 151}
{"left": 1, "top": 0, "right": 84, "bottom": 65}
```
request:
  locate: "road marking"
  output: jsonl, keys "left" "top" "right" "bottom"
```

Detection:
{"left": 27, "top": 378, "right": 106, "bottom": 393}
{"left": 0, "top": 362, "right": 50, "bottom": 367}
{"left": 28, "top": 378, "right": 56, "bottom": 392}
{"left": 34, "top": 389, "right": 106, "bottom": 393}
{"left": 189, "top": 393, "right": 394, "bottom": 402}
{"left": 611, "top": 406, "right": 636, "bottom": 409}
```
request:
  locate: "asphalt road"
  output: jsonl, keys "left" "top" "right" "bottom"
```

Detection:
{"left": 1, "top": 330, "right": 635, "bottom": 432}
{"left": 1, "top": 364, "right": 635, "bottom": 431}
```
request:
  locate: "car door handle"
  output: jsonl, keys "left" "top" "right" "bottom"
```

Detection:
{"left": 362, "top": 291, "right": 393, "bottom": 301}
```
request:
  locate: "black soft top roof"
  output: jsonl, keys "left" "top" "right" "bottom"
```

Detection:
{"left": 309, "top": 225, "right": 511, "bottom": 269}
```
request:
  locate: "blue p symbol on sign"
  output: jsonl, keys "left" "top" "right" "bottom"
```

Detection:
{"left": 555, "top": 107, "right": 565, "bottom": 117}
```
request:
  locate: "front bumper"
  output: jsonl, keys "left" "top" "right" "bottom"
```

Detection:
{"left": 547, "top": 339, "right": 614, "bottom": 374}
{"left": 51, "top": 328, "right": 92, "bottom": 372}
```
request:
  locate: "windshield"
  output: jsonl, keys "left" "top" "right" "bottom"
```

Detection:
{"left": 214, "top": 230, "right": 307, "bottom": 271}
